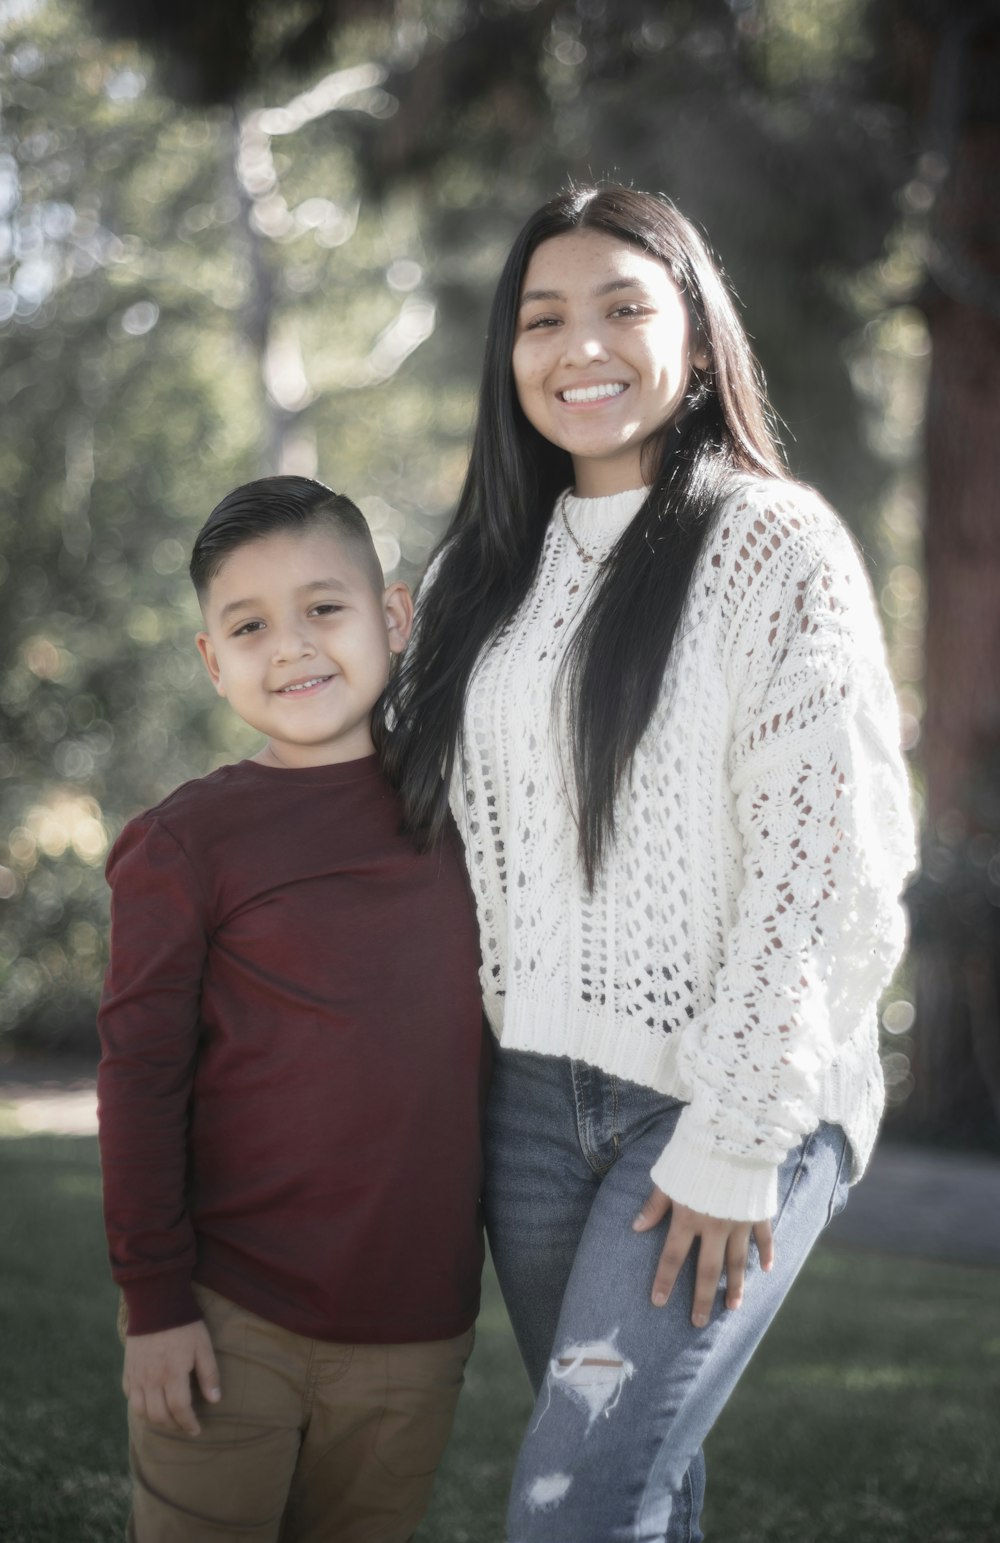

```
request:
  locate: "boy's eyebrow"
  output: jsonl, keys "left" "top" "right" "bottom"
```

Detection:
{"left": 217, "top": 578, "right": 351, "bottom": 622}
{"left": 519, "top": 278, "right": 651, "bottom": 307}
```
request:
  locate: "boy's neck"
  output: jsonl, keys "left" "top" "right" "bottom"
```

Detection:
{"left": 252, "top": 739, "right": 377, "bottom": 771}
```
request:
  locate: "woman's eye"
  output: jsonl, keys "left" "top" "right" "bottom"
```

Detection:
{"left": 524, "top": 315, "right": 560, "bottom": 330}
{"left": 612, "top": 303, "right": 644, "bottom": 318}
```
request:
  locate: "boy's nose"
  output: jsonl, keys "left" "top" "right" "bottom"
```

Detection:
{"left": 271, "top": 627, "right": 316, "bottom": 663}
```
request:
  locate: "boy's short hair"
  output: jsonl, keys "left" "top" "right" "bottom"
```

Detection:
{"left": 190, "top": 476, "right": 384, "bottom": 602}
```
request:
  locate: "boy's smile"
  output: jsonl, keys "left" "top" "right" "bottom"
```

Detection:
{"left": 196, "top": 527, "right": 412, "bottom": 768}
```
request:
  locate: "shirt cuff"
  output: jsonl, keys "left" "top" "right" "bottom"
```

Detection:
{"left": 119, "top": 1268, "right": 203, "bottom": 1337}
{"left": 649, "top": 1112, "right": 778, "bottom": 1221}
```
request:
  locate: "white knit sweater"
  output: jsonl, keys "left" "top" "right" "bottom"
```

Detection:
{"left": 444, "top": 476, "right": 916, "bottom": 1221}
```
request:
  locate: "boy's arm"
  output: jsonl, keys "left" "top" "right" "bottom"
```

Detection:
{"left": 97, "top": 815, "right": 209, "bottom": 1338}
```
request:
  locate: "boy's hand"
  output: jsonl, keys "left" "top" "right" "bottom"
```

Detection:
{"left": 123, "top": 1321, "right": 221, "bottom": 1436}
{"left": 633, "top": 1186, "right": 774, "bottom": 1327}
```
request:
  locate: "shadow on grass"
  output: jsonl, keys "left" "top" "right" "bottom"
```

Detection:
{"left": 1, "top": 1133, "right": 998, "bottom": 1542}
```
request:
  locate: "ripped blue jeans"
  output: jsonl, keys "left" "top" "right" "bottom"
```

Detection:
{"left": 484, "top": 1048, "right": 852, "bottom": 1543}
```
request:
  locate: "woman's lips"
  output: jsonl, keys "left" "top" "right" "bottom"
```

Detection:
{"left": 557, "top": 382, "right": 629, "bottom": 404}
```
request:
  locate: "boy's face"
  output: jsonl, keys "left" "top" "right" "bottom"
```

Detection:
{"left": 195, "top": 527, "right": 412, "bottom": 768}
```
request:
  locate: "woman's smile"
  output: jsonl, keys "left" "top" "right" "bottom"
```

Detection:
{"left": 557, "top": 381, "right": 629, "bottom": 405}
{"left": 512, "top": 228, "right": 701, "bottom": 496}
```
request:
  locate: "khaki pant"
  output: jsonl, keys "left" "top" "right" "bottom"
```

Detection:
{"left": 124, "top": 1285, "right": 474, "bottom": 1543}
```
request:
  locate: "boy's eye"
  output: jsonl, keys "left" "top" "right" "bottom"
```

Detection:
{"left": 311, "top": 603, "right": 343, "bottom": 617}
{"left": 232, "top": 620, "right": 265, "bottom": 637}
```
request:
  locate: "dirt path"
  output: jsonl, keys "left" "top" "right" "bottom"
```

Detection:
{"left": 0, "top": 1056, "right": 99, "bottom": 1135}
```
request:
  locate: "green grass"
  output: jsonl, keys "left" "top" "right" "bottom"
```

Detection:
{"left": 1, "top": 1132, "right": 998, "bottom": 1541}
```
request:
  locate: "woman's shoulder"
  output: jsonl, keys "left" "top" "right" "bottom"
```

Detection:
{"left": 714, "top": 473, "right": 853, "bottom": 551}
{"left": 706, "top": 474, "right": 871, "bottom": 614}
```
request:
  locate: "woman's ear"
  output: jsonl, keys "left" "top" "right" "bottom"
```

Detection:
{"left": 383, "top": 582, "right": 415, "bottom": 654}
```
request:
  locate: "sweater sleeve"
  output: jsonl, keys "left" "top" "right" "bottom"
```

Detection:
{"left": 649, "top": 507, "right": 916, "bottom": 1221}
{"left": 97, "top": 815, "right": 209, "bottom": 1333}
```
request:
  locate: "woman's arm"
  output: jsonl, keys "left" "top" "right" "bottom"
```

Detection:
{"left": 640, "top": 500, "right": 915, "bottom": 1314}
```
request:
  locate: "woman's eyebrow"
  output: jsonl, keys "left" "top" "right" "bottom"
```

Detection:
{"left": 519, "top": 278, "right": 651, "bottom": 307}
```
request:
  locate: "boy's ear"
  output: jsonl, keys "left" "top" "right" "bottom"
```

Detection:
{"left": 383, "top": 582, "right": 414, "bottom": 655}
{"left": 195, "top": 632, "right": 227, "bottom": 696}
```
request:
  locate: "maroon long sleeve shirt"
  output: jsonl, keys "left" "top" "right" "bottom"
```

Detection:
{"left": 98, "top": 755, "right": 488, "bottom": 1342}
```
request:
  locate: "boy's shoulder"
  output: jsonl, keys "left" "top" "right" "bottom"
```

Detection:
{"left": 118, "top": 763, "right": 257, "bottom": 856}
{"left": 122, "top": 756, "right": 394, "bottom": 851}
{"left": 137, "top": 761, "right": 251, "bottom": 825}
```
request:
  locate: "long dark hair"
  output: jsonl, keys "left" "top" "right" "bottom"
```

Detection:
{"left": 380, "top": 183, "right": 788, "bottom": 886}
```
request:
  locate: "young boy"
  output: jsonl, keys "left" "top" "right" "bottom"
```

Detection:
{"left": 97, "top": 476, "right": 488, "bottom": 1543}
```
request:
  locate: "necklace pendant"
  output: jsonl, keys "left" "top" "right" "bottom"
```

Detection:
{"left": 560, "top": 495, "right": 597, "bottom": 566}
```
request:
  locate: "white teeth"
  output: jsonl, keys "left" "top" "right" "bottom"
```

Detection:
{"left": 560, "top": 383, "right": 627, "bottom": 403}
{"left": 279, "top": 677, "right": 328, "bottom": 693}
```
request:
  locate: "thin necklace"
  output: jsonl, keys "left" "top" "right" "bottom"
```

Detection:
{"left": 559, "top": 493, "right": 596, "bottom": 565}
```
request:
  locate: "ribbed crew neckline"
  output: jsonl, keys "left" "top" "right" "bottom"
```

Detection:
{"left": 227, "top": 754, "right": 383, "bottom": 787}
{"left": 561, "top": 485, "right": 648, "bottom": 543}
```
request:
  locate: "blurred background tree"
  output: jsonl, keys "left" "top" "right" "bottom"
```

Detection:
{"left": 886, "top": 0, "right": 1000, "bottom": 1147}
{"left": 1, "top": 0, "right": 997, "bottom": 1149}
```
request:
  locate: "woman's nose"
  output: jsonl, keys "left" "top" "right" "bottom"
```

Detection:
{"left": 560, "top": 325, "right": 610, "bottom": 367}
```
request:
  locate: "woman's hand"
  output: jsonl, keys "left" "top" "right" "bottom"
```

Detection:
{"left": 633, "top": 1187, "right": 773, "bottom": 1328}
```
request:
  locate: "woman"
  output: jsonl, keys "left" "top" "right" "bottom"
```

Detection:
{"left": 382, "top": 184, "right": 915, "bottom": 1542}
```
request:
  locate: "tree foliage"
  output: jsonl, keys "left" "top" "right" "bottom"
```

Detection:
{"left": 1, "top": 0, "right": 931, "bottom": 1062}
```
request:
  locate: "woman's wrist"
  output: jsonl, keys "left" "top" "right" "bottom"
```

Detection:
{"left": 649, "top": 1112, "right": 778, "bottom": 1222}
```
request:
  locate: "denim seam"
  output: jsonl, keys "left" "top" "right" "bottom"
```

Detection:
{"left": 824, "top": 1127, "right": 852, "bottom": 1226}
{"left": 634, "top": 1302, "right": 740, "bottom": 1540}
{"left": 571, "top": 1059, "right": 616, "bottom": 1175}
{"left": 771, "top": 1128, "right": 816, "bottom": 1234}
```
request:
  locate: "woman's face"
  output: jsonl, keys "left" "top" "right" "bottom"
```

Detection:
{"left": 512, "top": 229, "right": 703, "bottom": 498}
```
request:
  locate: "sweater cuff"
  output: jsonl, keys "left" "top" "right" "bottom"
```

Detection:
{"left": 120, "top": 1269, "right": 203, "bottom": 1337}
{"left": 650, "top": 1113, "right": 778, "bottom": 1222}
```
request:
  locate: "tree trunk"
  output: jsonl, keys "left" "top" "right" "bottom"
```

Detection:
{"left": 893, "top": 0, "right": 1000, "bottom": 1142}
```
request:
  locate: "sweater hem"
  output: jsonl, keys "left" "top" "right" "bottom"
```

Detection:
{"left": 496, "top": 990, "right": 883, "bottom": 1215}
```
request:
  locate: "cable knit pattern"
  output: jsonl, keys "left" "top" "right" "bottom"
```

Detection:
{"left": 443, "top": 476, "right": 916, "bottom": 1221}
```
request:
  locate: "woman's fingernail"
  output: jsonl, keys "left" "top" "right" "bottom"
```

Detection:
{"left": 692, "top": 1312, "right": 708, "bottom": 1328}
{"left": 652, "top": 1290, "right": 668, "bottom": 1307}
